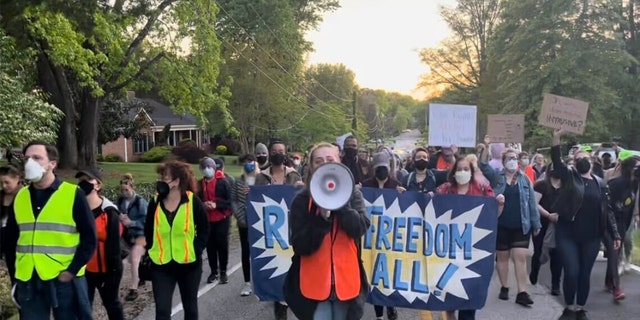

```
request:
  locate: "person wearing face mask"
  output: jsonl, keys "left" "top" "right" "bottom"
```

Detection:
{"left": 291, "top": 153, "right": 303, "bottom": 172}
{"left": 531, "top": 154, "right": 546, "bottom": 180}
{"left": 551, "top": 129, "right": 620, "bottom": 320}
{"left": 519, "top": 152, "right": 536, "bottom": 183}
{"left": 436, "top": 156, "right": 503, "bottom": 320}
{"left": 262, "top": 140, "right": 302, "bottom": 320}
{"left": 196, "top": 157, "right": 232, "bottom": 284}
{"left": 7, "top": 141, "right": 96, "bottom": 320}
{"left": 231, "top": 154, "right": 272, "bottom": 297}
{"left": 256, "top": 142, "right": 270, "bottom": 170}
{"left": 402, "top": 148, "right": 445, "bottom": 194}
{"left": 145, "top": 160, "right": 208, "bottom": 320}
{"left": 0, "top": 165, "right": 23, "bottom": 285}
{"left": 116, "top": 173, "right": 149, "bottom": 301}
{"left": 361, "top": 152, "right": 399, "bottom": 320}
{"left": 493, "top": 148, "right": 541, "bottom": 307}
{"left": 284, "top": 142, "right": 370, "bottom": 320}
{"left": 75, "top": 168, "right": 125, "bottom": 320}
{"left": 341, "top": 135, "right": 372, "bottom": 185}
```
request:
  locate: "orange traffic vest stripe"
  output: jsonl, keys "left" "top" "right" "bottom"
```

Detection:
{"left": 299, "top": 199, "right": 361, "bottom": 301}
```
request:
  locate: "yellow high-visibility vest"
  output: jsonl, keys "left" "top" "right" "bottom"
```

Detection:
{"left": 148, "top": 191, "right": 197, "bottom": 265}
{"left": 14, "top": 182, "right": 85, "bottom": 281}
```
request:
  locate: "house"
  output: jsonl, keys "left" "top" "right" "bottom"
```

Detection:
{"left": 100, "top": 92, "right": 207, "bottom": 162}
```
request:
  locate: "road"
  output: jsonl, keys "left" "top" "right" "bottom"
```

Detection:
{"left": 391, "top": 129, "right": 422, "bottom": 152}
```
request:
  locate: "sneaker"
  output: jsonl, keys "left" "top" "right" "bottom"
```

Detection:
{"left": 207, "top": 273, "right": 218, "bottom": 284}
{"left": 613, "top": 288, "right": 626, "bottom": 301}
{"left": 558, "top": 308, "right": 576, "bottom": 320}
{"left": 240, "top": 282, "right": 252, "bottom": 296}
{"left": 387, "top": 307, "right": 398, "bottom": 320}
{"left": 274, "top": 302, "right": 288, "bottom": 320}
{"left": 138, "top": 280, "right": 146, "bottom": 287}
{"left": 624, "top": 259, "right": 632, "bottom": 272}
{"left": 575, "top": 309, "right": 589, "bottom": 320}
{"left": 499, "top": 287, "right": 509, "bottom": 300}
{"left": 219, "top": 272, "right": 228, "bottom": 284}
{"left": 125, "top": 289, "right": 138, "bottom": 301}
{"left": 529, "top": 271, "right": 538, "bottom": 285}
{"left": 605, "top": 282, "right": 613, "bottom": 293}
{"left": 515, "top": 291, "right": 534, "bottom": 306}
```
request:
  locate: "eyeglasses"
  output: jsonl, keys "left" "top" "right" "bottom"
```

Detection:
{"left": 505, "top": 157, "right": 518, "bottom": 161}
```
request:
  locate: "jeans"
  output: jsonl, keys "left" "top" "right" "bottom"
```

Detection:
{"left": 314, "top": 300, "right": 348, "bottom": 320}
{"left": 151, "top": 261, "right": 203, "bottom": 320}
{"left": 556, "top": 231, "right": 600, "bottom": 306}
{"left": 86, "top": 270, "right": 124, "bottom": 320}
{"left": 458, "top": 309, "right": 476, "bottom": 320}
{"left": 207, "top": 219, "right": 230, "bottom": 275}
{"left": 239, "top": 226, "right": 251, "bottom": 282}
{"left": 17, "top": 275, "right": 93, "bottom": 320}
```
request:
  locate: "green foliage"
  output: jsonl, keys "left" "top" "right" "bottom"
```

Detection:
{"left": 171, "top": 144, "right": 208, "bottom": 164}
{"left": 0, "top": 266, "right": 17, "bottom": 319}
{"left": 157, "top": 124, "right": 172, "bottom": 146}
{"left": 140, "top": 146, "right": 172, "bottom": 163}
{"left": 178, "top": 139, "right": 197, "bottom": 146}
{"left": 102, "top": 182, "right": 157, "bottom": 202}
{"left": 216, "top": 145, "right": 228, "bottom": 155}
{"left": 103, "top": 153, "right": 123, "bottom": 162}
{"left": 98, "top": 98, "right": 150, "bottom": 144}
{"left": 0, "top": 29, "right": 63, "bottom": 147}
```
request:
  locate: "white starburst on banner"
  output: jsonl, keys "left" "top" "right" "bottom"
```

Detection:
{"left": 250, "top": 195, "right": 293, "bottom": 279}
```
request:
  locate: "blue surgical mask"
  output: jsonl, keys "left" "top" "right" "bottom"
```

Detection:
{"left": 203, "top": 167, "right": 214, "bottom": 178}
{"left": 244, "top": 162, "right": 256, "bottom": 173}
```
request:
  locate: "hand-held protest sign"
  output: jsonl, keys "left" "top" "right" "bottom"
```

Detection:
{"left": 538, "top": 94, "right": 589, "bottom": 134}
{"left": 428, "top": 104, "right": 477, "bottom": 148}
{"left": 247, "top": 185, "right": 498, "bottom": 311}
{"left": 487, "top": 114, "right": 525, "bottom": 143}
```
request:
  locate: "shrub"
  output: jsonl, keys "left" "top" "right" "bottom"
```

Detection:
{"left": 140, "top": 146, "right": 172, "bottom": 163}
{"left": 0, "top": 267, "right": 17, "bottom": 319}
{"left": 102, "top": 182, "right": 157, "bottom": 201}
{"left": 215, "top": 145, "right": 228, "bottom": 155}
{"left": 217, "top": 138, "right": 241, "bottom": 155}
{"left": 103, "top": 153, "right": 122, "bottom": 162}
{"left": 172, "top": 144, "right": 208, "bottom": 164}
{"left": 97, "top": 154, "right": 104, "bottom": 162}
{"left": 178, "top": 139, "right": 197, "bottom": 146}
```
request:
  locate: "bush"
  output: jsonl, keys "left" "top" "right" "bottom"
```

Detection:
{"left": 140, "top": 146, "right": 173, "bottom": 163}
{"left": 97, "top": 154, "right": 104, "bottom": 162}
{"left": 172, "top": 144, "right": 208, "bottom": 164}
{"left": 178, "top": 139, "right": 197, "bottom": 146}
{"left": 217, "top": 138, "right": 241, "bottom": 155}
{"left": 215, "top": 145, "right": 228, "bottom": 155}
{"left": 102, "top": 182, "right": 157, "bottom": 201}
{"left": 103, "top": 153, "right": 122, "bottom": 162}
{"left": 0, "top": 267, "right": 17, "bottom": 319}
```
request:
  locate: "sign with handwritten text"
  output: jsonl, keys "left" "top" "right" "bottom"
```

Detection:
{"left": 538, "top": 94, "right": 589, "bottom": 134}
{"left": 428, "top": 104, "right": 477, "bottom": 147}
{"left": 487, "top": 114, "right": 525, "bottom": 143}
{"left": 247, "top": 185, "right": 498, "bottom": 311}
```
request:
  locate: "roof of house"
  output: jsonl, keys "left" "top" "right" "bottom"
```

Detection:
{"left": 129, "top": 98, "right": 198, "bottom": 127}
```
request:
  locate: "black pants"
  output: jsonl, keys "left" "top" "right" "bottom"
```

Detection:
{"left": 86, "top": 270, "right": 125, "bottom": 320}
{"left": 374, "top": 305, "right": 395, "bottom": 317}
{"left": 207, "top": 218, "right": 230, "bottom": 275}
{"left": 603, "top": 231, "right": 621, "bottom": 289}
{"left": 239, "top": 226, "right": 251, "bottom": 282}
{"left": 151, "top": 261, "right": 202, "bottom": 320}
{"left": 530, "top": 220, "right": 562, "bottom": 289}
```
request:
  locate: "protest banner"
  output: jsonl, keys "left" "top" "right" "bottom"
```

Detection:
{"left": 428, "top": 104, "right": 477, "bottom": 148}
{"left": 487, "top": 114, "right": 525, "bottom": 143}
{"left": 247, "top": 185, "right": 498, "bottom": 311}
{"left": 538, "top": 94, "right": 589, "bottom": 134}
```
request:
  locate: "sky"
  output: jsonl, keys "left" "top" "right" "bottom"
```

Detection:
{"left": 305, "top": 0, "right": 455, "bottom": 99}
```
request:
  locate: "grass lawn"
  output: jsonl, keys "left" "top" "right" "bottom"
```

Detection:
{"left": 632, "top": 227, "right": 640, "bottom": 265}
{"left": 57, "top": 161, "right": 243, "bottom": 186}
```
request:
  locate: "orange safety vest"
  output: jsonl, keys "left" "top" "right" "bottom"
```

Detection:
{"left": 524, "top": 165, "right": 536, "bottom": 184}
{"left": 86, "top": 209, "right": 123, "bottom": 273}
{"left": 299, "top": 199, "right": 361, "bottom": 301}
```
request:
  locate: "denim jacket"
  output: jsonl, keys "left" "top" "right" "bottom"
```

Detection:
{"left": 117, "top": 194, "right": 149, "bottom": 238}
{"left": 493, "top": 170, "right": 542, "bottom": 234}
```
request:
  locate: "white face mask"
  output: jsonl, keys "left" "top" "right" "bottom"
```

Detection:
{"left": 454, "top": 171, "right": 472, "bottom": 185}
{"left": 505, "top": 159, "right": 518, "bottom": 172}
{"left": 24, "top": 158, "right": 46, "bottom": 182}
{"left": 245, "top": 176, "right": 256, "bottom": 186}
{"left": 521, "top": 159, "right": 530, "bottom": 166}
{"left": 293, "top": 159, "right": 301, "bottom": 166}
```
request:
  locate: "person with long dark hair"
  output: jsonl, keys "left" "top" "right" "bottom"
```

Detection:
{"left": 551, "top": 129, "right": 621, "bottom": 320}
{"left": 0, "top": 165, "right": 22, "bottom": 285}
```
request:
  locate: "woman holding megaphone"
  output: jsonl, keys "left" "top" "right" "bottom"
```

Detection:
{"left": 283, "top": 142, "right": 371, "bottom": 320}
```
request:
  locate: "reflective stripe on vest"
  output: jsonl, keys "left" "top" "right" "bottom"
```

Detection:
{"left": 148, "top": 192, "right": 196, "bottom": 265}
{"left": 14, "top": 182, "right": 84, "bottom": 281}
{"left": 299, "top": 199, "right": 361, "bottom": 301}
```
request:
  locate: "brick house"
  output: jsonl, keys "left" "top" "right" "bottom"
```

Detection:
{"left": 101, "top": 93, "right": 207, "bottom": 162}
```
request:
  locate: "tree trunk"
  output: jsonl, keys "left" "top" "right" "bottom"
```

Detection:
{"left": 37, "top": 54, "right": 78, "bottom": 169}
{"left": 78, "top": 95, "right": 100, "bottom": 168}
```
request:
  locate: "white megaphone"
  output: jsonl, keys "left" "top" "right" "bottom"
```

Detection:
{"left": 309, "top": 162, "right": 355, "bottom": 210}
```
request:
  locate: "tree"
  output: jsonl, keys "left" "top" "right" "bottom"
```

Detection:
{"left": 0, "top": 27, "right": 63, "bottom": 147}
{"left": 1, "top": 0, "right": 230, "bottom": 168}
{"left": 97, "top": 98, "right": 150, "bottom": 145}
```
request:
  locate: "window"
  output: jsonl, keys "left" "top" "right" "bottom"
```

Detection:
{"left": 134, "top": 134, "right": 149, "bottom": 154}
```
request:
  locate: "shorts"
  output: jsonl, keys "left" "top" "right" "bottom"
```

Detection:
{"left": 496, "top": 226, "right": 530, "bottom": 251}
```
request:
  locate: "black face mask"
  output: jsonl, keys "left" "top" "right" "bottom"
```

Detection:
{"left": 256, "top": 156, "right": 268, "bottom": 165}
{"left": 270, "top": 153, "right": 285, "bottom": 166}
{"left": 375, "top": 167, "right": 389, "bottom": 181}
{"left": 575, "top": 158, "right": 591, "bottom": 174}
{"left": 78, "top": 180, "right": 95, "bottom": 196}
{"left": 156, "top": 181, "right": 170, "bottom": 197}
{"left": 344, "top": 148, "right": 358, "bottom": 159}
{"left": 414, "top": 159, "right": 428, "bottom": 171}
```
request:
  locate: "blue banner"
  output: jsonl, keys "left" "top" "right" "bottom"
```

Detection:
{"left": 247, "top": 185, "right": 498, "bottom": 310}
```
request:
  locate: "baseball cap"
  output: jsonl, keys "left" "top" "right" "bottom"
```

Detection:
{"left": 75, "top": 167, "right": 103, "bottom": 182}
{"left": 372, "top": 152, "right": 390, "bottom": 169}
{"left": 618, "top": 149, "right": 633, "bottom": 161}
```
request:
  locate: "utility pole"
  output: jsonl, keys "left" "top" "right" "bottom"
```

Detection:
{"left": 351, "top": 90, "right": 357, "bottom": 132}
